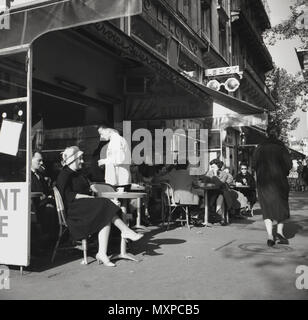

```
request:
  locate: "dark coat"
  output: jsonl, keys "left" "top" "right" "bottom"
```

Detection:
{"left": 56, "top": 166, "right": 120, "bottom": 240}
{"left": 252, "top": 137, "right": 292, "bottom": 222}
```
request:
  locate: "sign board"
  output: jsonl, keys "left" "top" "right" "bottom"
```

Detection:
{"left": 0, "top": 183, "right": 30, "bottom": 266}
{"left": 205, "top": 66, "right": 240, "bottom": 77}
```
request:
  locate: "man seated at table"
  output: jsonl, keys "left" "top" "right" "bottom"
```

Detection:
{"left": 234, "top": 163, "right": 257, "bottom": 209}
{"left": 31, "top": 151, "right": 58, "bottom": 251}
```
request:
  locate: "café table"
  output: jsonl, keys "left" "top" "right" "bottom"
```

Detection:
{"left": 193, "top": 183, "right": 219, "bottom": 227}
{"left": 98, "top": 191, "right": 147, "bottom": 262}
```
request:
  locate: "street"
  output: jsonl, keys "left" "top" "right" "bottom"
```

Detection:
{"left": 1, "top": 191, "right": 308, "bottom": 300}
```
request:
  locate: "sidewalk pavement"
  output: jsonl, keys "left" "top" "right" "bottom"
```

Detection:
{"left": 1, "top": 191, "right": 308, "bottom": 300}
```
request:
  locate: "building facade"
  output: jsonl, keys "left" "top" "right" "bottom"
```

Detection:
{"left": 0, "top": 0, "right": 275, "bottom": 177}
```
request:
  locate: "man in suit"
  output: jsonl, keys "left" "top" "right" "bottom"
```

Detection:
{"left": 31, "top": 151, "right": 58, "bottom": 250}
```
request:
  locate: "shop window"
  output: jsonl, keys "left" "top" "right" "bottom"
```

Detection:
{"left": 201, "top": 0, "right": 212, "bottom": 41}
{"left": 178, "top": 51, "right": 200, "bottom": 80}
{"left": 131, "top": 16, "right": 168, "bottom": 58}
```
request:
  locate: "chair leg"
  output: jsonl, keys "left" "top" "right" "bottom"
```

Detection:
{"left": 51, "top": 224, "right": 63, "bottom": 263}
{"left": 81, "top": 239, "right": 88, "bottom": 265}
{"left": 167, "top": 207, "right": 176, "bottom": 230}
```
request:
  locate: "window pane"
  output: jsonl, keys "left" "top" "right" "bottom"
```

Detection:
{"left": 0, "top": 52, "right": 27, "bottom": 182}
{"left": 131, "top": 16, "right": 168, "bottom": 57}
{"left": 178, "top": 52, "right": 199, "bottom": 80}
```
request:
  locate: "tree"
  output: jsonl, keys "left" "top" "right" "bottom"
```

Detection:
{"left": 265, "top": 66, "right": 308, "bottom": 141}
{"left": 264, "top": 0, "right": 308, "bottom": 48}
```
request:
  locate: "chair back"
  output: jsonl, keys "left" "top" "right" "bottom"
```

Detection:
{"left": 53, "top": 186, "right": 68, "bottom": 228}
{"left": 160, "top": 182, "right": 176, "bottom": 206}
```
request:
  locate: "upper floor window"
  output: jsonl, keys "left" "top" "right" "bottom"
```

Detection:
{"left": 201, "top": 0, "right": 212, "bottom": 41}
{"left": 178, "top": 51, "right": 200, "bottom": 81}
{"left": 219, "top": 19, "right": 227, "bottom": 60}
{"left": 177, "top": 0, "right": 192, "bottom": 23}
{"left": 131, "top": 16, "right": 168, "bottom": 58}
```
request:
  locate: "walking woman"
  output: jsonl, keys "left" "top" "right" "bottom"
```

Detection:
{"left": 56, "top": 146, "right": 143, "bottom": 267}
{"left": 252, "top": 125, "right": 292, "bottom": 246}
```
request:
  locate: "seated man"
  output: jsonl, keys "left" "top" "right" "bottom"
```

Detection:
{"left": 234, "top": 163, "right": 257, "bottom": 209}
{"left": 31, "top": 151, "right": 58, "bottom": 250}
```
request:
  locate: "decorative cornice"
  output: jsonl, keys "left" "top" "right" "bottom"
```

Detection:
{"left": 84, "top": 22, "right": 212, "bottom": 105}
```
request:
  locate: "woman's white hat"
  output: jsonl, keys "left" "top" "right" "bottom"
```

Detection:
{"left": 61, "top": 146, "right": 83, "bottom": 166}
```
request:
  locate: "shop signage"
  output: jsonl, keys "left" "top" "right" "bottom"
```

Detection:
{"left": 0, "top": 183, "right": 29, "bottom": 266}
{"left": 205, "top": 66, "right": 240, "bottom": 77}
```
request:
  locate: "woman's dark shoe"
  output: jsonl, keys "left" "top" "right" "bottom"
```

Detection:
{"left": 275, "top": 233, "right": 289, "bottom": 245}
{"left": 267, "top": 239, "right": 275, "bottom": 247}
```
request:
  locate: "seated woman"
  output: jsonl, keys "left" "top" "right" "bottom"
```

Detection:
{"left": 56, "top": 146, "right": 143, "bottom": 267}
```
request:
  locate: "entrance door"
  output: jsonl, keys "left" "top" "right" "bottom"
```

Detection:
{"left": 0, "top": 48, "right": 32, "bottom": 267}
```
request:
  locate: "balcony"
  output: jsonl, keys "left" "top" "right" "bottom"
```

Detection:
{"left": 231, "top": 7, "right": 273, "bottom": 72}
{"left": 231, "top": 0, "right": 271, "bottom": 31}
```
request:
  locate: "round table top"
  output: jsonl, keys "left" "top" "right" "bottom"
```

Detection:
{"left": 99, "top": 191, "right": 147, "bottom": 199}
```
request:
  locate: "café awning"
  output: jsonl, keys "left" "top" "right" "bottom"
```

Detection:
{"left": 0, "top": 0, "right": 142, "bottom": 54}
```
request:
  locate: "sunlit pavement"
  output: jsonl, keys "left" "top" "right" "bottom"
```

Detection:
{"left": 1, "top": 191, "right": 308, "bottom": 300}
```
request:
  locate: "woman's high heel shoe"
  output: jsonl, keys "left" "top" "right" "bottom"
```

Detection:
{"left": 267, "top": 239, "right": 275, "bottom": 247}
{"left": 96, "top": 254, "right": 116, "bottom": 267}
{"left": 275, "top": 233, "right": 289, "bottom": 245}
{"left": 121, "top": 231, "right": 143, "bottom": 242}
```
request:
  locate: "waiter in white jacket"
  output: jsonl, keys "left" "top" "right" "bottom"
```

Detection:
{"left": 97, "top": 124, "right": 131, "bottom": 186}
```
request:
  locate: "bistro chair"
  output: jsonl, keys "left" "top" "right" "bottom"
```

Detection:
{"left": 52, "top": 186, "right": 88, "bottom": 265}
{"left": 161, "top": 182, "right": 195, "bottom": 230}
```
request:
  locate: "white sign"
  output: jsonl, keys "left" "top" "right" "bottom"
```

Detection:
{"left": 0, "top": 183, "right": 30, "bottom": 267}
{"left": 205, "top": 66, "right": 240, "bottom": 77}
{"left": 0, "top": 119, "right": 23, "bottom": 156}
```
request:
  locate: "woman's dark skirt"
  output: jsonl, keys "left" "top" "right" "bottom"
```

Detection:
{"left": 66, "top": 198, "right": 121, "bottom": 240}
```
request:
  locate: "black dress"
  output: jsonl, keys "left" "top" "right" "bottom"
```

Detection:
{"left": 56, "top": 166, "right": 121, "bottom": 240}
{"left": 252, "top": 137, "right": 292, "bottom": 223}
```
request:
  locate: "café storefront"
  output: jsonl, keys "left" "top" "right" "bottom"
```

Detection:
{"left": 0, "top": 0, "right": 267, "bottom": 269}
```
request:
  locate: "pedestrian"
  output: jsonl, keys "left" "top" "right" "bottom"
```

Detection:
{"left": 97, "top": 124, "right": 131, "bottom": 186}
{"left": 252, "top": 125, "right": 292, "bottom": 246}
